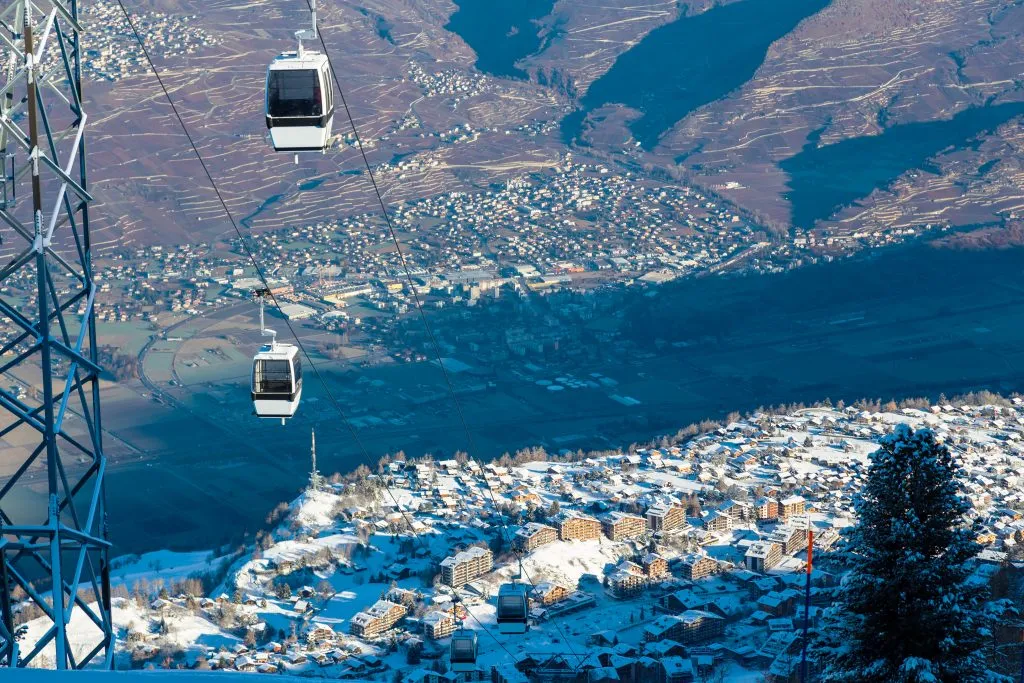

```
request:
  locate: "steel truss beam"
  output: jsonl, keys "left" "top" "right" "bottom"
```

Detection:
{"left": 0, "top": 0, "right": 111, "bottom": 669}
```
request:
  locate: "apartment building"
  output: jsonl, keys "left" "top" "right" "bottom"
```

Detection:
{"left": 556, "top": 512, "right": 602, "bottom": 541}
{"left": 642, "top": 552, "right": 670, "bottom": 579}
{"left": 754, "top": 497, "right": 780, "bottom": 521}
{"left": 530, "top": 582, "right": 571, "bottom": 606}
{"left": 678, "top": 554, "right": 718, "bottom": 581}
{"left": 646, "top": 503, "right": 686, "bottom": 533}
{"left": 779, "top": 495, "right": 807, "bottom": 520}
{"left": 744, "top": 541, "right": 783, "bottom": 573}
{"left": 600, "top": 511, "right": 647, "bottom": 541}
{"left": 607, "top": 561, "right": 647, "bottom": 598}
{"left": 349, "top": 600, "right": 407, "bottom": 638}
{"left": 514, "top": 523, "right": 558, "bottom": 552}
{"left": 643, "top": 610, "right": 725, "bottom": 644}
{"left": 422, "top": 611, "right": 456, "bottom": 640}
{"left": 702, "top": 510, "right": 732, "bottom": 533}
{"left": 769, "top": 525, "right": 809, "bottom": 556}
{"left": 662, "top": 656, "right": 695, "bottom": 683}
{"left": 439, "top": 546, "right": 494, "bottom": 587}
{"left": 718, "top": 499, "right": 753, "bottom": 523}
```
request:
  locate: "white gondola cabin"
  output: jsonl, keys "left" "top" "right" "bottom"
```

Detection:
{"left": 265, "top": 0, "right": 334, "bottom": 153}
{"left": 449, "top": 628, "right": 478, "bottom": 672}
{"left": 251, "top": 290, "right": 302, "bottom": 422}
{"left": 265, "top": 51, "right": 334, "bottom": 152}
{"left": 251, "top": 342, "right": 302, "bottom": 421}
{"left": 496, "top": 583, "right": 529, "bottom": 634}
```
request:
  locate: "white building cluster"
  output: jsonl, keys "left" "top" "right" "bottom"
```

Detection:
{"left": 81, "top": 2, "right": 219, "bottom": 81}
{"left": 76, "top": 398, "right": 1024, "bottom": 681}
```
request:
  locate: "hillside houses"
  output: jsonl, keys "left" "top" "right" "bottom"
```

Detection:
{"left": 103, "top": 399, "right": 1024, "bottom": 681}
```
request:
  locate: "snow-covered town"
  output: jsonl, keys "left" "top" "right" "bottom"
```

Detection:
{"left": 18, "top": 397, "right": 1024, "bottom": 679}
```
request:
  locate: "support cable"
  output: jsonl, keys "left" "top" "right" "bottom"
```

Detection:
{"left": 303, "top": 0, "right": 581, "bottom": 658}
{"left": 112, "top": 0, "right": 518, "bottom": 662}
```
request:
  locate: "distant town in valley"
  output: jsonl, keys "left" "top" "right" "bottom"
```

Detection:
{"left": 0, "top": 158, "right": 946, "bottom": 359}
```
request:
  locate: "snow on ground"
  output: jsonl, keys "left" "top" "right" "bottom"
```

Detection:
{"left": 289, "top": 490, "right": 338, "bottom": 529}
{"left": 7, "top": 671, "right": 361, "bottom": 681}
{"left": 494, "top": 538, "right": 627, "bottom": 590}
{"left": 255, "top": 533, "right": 361, "bottom": 568}
{"left": 19, "top": 598, "right": 235, "bottom": 669}
{"left": 458, "top": 538, "right": 663, "bottom": 669}
{"left": 110, "top": 551, "right": 221, "bottom": 589}
{"left": 641, "top": 468, "right": 711, "bottom": 493}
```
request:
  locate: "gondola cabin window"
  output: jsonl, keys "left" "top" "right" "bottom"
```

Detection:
{"left": 253, "top": 358, "right": 293, "bottom": 394}
{"left": 499, "top": 594, "right": 525, "bottom": 615}
{"left": 267, "top": 70, "right": 322, "bottom": 118}
{"left": 452, "top": 638, "right": 474, "bottom": 658}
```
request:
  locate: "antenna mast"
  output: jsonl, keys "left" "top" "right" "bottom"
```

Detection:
{"left": 309, "top": 428, "right": 322, "bottom": 491}
{"left": 0, "top": 0, "right": 113, "bottom": 669}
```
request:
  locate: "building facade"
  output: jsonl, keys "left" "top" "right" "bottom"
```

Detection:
{"left": 754, "top": 497, "right": 780, "bottom": 521}
{"left": 607, "top": 561, "right": 647, "bottom": 598}
{"left": 646, "top": 504, "right": 686, "bottom": 533}
{"left": 514, "top": 523, "right": 558, "bottom": 552}
{"left": 769, "top": 525, "right": 809, "bottom": 556}
{"left": 531, "top": 582, "right": 571, "bottom": 606}
{"left": 744, "top": 541, "right": 782, "bottom": 573}
{"left": 679, "top": 554, "right": 719, "bottom": 581}
{"left": 601, "top": 512, "right": 647, "bottom": 541}
{"left": 644, "top": 610, "right": 725, "bottom": 644}
{"left": 422, "top": 611, "right": 456, "bottom": 640}
{"left": 349, "top": 600, "right": 408, "bottom": 638}
{"left": 779, "top": 495, "right": 806, "bottom": 520}
{"left": 642, "top": 553, "right": 670, "bottom": 579}
{"left": 439, "top": 546, "right": 494, "bottom": 587}
{"left": 557, "top": 513, "right": 602, "bottom": 541}
{"left": 702, "top": 510, "right": 732, "bottom": 533}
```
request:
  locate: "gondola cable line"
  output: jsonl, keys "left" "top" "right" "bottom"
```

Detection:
{"left": 118, "top": 0, "right": 575, "bottom": 664}
{"left": 301, "top": 0, "right": 581, "bottom": 658}
{"left": 112, "top": 2, "right": 520, "bottom": 665}
{"left": 111, "top": 0, "right": 363, "bottom": 447}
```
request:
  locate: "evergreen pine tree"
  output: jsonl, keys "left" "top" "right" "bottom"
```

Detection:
{"left": 815, "top": 425, "right": 995, "bottom": 682}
